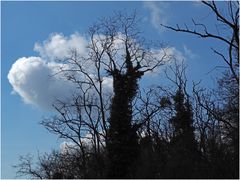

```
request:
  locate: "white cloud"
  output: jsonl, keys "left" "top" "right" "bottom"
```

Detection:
{"left": 144, "top": 46, "right": 186, "bottom": 76}
{"left": 8, "top": 33, "right": 114, "bottom": 110}
{"left": 7, "top": 55, "right": 113, "bottom": 110}
{"left": 34, "top": 32, "right": 87, "bottom": 61}
{"left": 8, "top": 57, "right": 75, "bottom": 110}
{"left": 102, "top": 77, "right": 113, "bottom": 92}
{"left": 183, "top": 45, "right": 197, "bottom": 60}
{"left": 60, "top": 132, "right": 105, "bottom": 154}
{"left": 192, "top": 1, "right": 203, "bottom": 7}
{"left": 156, "top": 47, "right": 185, "bottom": 62}
{"left": 167, "top": 47, "right": 185, "bottom": 61}
{"left": 143, "top": 1, "right": 169, "bottom": 32}
{"left": 60, "top": 141, "right": 78, "bottom": 154}
{"left": 8, "top": 32, "right": 186, "bottom": 110}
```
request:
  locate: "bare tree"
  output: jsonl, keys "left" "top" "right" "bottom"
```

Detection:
{"left": 37, "top": 12, "right": 169, "bottom": 178}
{"left": 13, "top": 4, "right": 239, "bottom": 178}
{"left": 161, "top": 1, "right": 239, "bottom": 82}
{"left": 14, "top": 149, "right": 97, "bottom": 179}
{"left": 162, "top": 3, "right": 239, "bottom": 177}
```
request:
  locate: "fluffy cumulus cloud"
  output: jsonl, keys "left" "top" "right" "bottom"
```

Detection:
{"left": 8, "top": 32, "right": 185, "bottom": 110}
{"left": 8, "top": 56, "right": 75, "bottom": 109}
{"left": 34, "top": 32, "right": 87, "bottom": 60}
{"left": 8, "top": 33, "right": 114, "bottom": 110}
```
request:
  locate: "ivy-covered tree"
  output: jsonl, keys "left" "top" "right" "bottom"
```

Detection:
{"left": 99, "top": 13, "right": 166, "bottom": 178}
{"left": 167, "top": 88, "right": 199, "bottom": 178}
{"left": 106, "top": 50, "right": 143, "bottom": 178}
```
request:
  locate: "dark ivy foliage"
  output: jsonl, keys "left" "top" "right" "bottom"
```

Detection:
{"left": 106, "top": 47, "right": 143, "bottom": 178}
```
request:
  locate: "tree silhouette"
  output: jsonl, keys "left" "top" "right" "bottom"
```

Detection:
{"left": 37, "top": 12, "right": 167, "bottom": 179}
{"left": 162, "top": 2, "right": 239, "bottom": 177}
{"left": 91, "top": 12, "right": 167, "bottom": 178}
{"left": 167, "top": 88, "right": 199, "bottom": 178}
{"left": 13, "top": 4, "right": 239, "bottom": 178}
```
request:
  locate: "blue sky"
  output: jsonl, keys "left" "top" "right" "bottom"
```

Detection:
{"left": 2, "top": 1, "right": 227, "bottom": 178}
